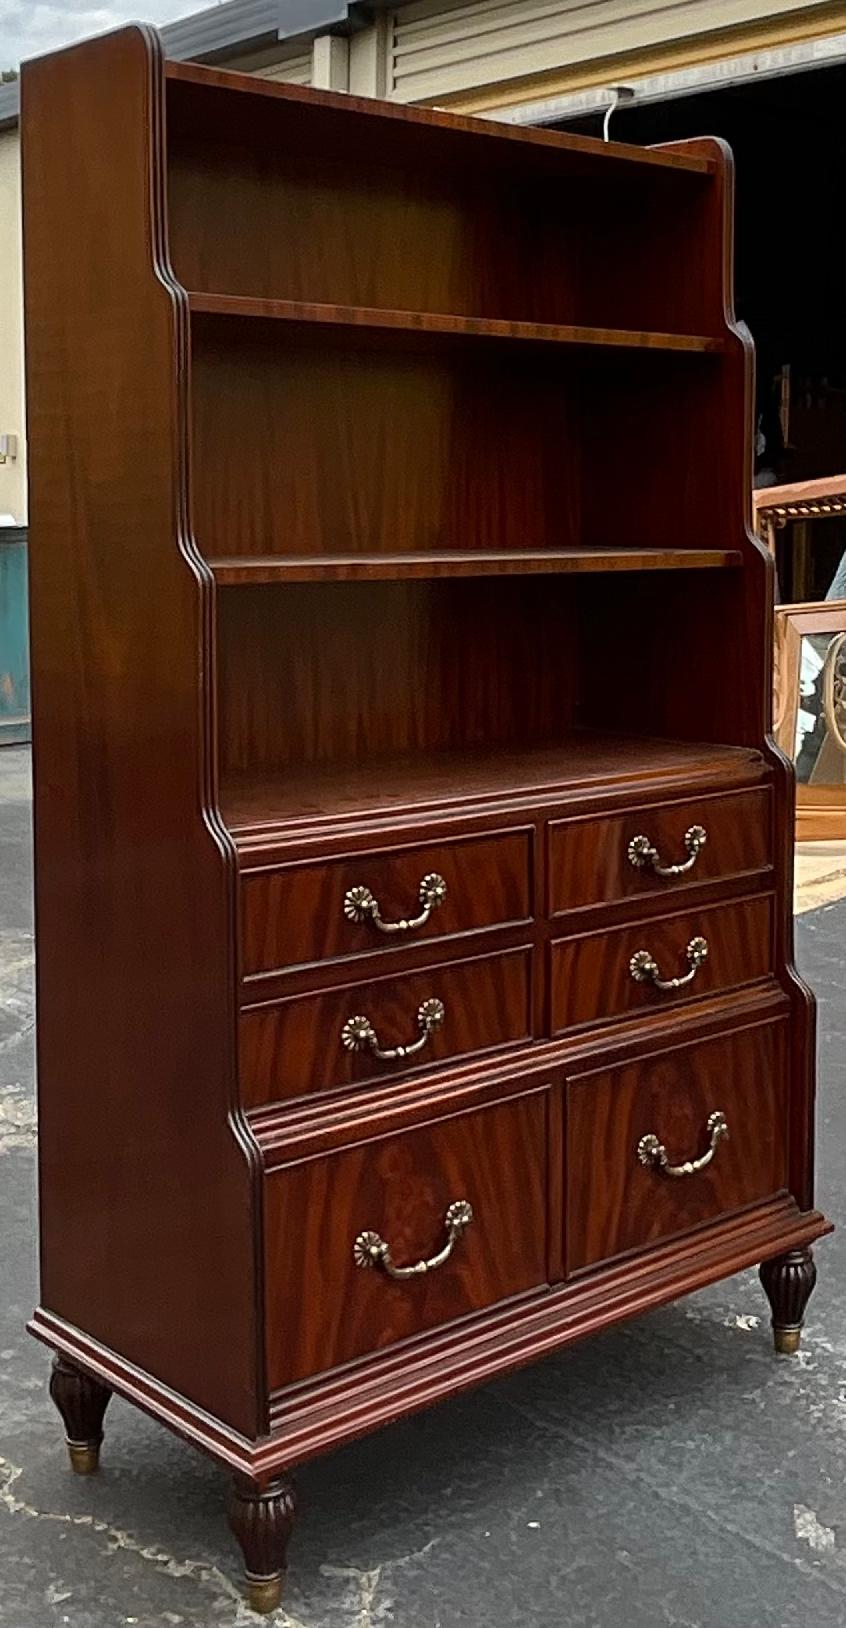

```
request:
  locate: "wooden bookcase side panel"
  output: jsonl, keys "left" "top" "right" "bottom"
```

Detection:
{"left": 22, "top": 26, "right": 263, "bottom": 1438}
{"left": 165, "top": 74, "right": 723, "bottom": 337}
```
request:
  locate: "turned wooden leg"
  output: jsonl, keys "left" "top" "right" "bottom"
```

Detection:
{"left": 48, "top": 1355, "right": 112, "bottom": 1473}
{"left": 759, "top": 1247, "right": 817, "bottom": 1355}
{"left": 228, "top": 1474, "right": 297, "bottom": 1614}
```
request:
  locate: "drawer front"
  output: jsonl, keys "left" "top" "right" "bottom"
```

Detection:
{"left": 241, "top": 947, "right": 532, "bottom": 1107}
{"left": 548, "top": 787, "right": 770, "bottom": 916}
{"left": 265, "top": 1089, "right": 549, "bottom": 1388}
{"left": 551, "top": 895, "right": 772, "bottom": 1034}
{"left": 566, "top": 1021, "right": 787, "bottom": 1271}
{"left": 242, "top": 830, "right": 532, "bottom": 975}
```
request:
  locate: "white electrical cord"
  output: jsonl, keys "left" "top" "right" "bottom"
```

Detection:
{"left": 602, "top": 85, "right": 635, "bottom": 141}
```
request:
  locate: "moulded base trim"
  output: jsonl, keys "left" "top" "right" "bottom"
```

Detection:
{"left": 28, "top": 1309, "right": 261, "bottom": 1476}
{"left": 30, "top": 1196, "right": 831, "bottom": 1480}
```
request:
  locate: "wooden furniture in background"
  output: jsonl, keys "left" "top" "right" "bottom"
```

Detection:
{"left": 774, "top": 599, "right": 846, "bottom": 840}
{"left": 754, "top": 473, "right": 846, "bottom": 550}
{"left": 755, "top": 480, "right": 846, "bottom": 838}
{"left": 22, "top": 28, "right": 830, "bottom": 1613}
{"left": 754, "top": 474, "right": 846, "bottom": 599}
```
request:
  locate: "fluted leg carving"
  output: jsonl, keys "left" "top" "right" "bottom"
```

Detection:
{"left": 49, "top": 1356, "right": 112, "bottom": 1473}
{"left": 228, "top": 1474, "right": 297, "bottom": 1614}
{"left": 759, "top": 1247, "right": 817, "bottom": 1355}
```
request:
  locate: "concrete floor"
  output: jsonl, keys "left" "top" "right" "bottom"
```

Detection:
{"left": 795, "top": 841, "right": 846, "bottom": 915}
{"left": 2, "top": 742, "right": 846, "bottom": 1628}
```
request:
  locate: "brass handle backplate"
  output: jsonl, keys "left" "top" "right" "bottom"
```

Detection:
{"left": 341, "top": 997, "right": 445, "bottom": 1061}
{"left": 629, "top": 935, "right": 708, "bottom": 992}
{"left": 344, "top": 872, "right": 447, "bottom": 935}
{"left": 354, "top": 1200, "right": 473, "bottom": 1279}
{"left": 627, "top": 824, "right": 707, "bottom": 878}
{"left": 637, "top": 1110, "right": 729, "bottom": 1178}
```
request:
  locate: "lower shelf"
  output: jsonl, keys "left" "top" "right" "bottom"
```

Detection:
{"left": 221, "top": 732, "right": 765, "bottom": 839}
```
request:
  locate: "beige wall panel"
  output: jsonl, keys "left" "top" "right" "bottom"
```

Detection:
{"left": 311, "top": 33, "right": 350, "bottom": 88}
{"left": 254, "top": 52, "right": 313, "bottom": 84}
{"left": 350, "top": 17, "right": 391, "bottom": 95}
{"left": 389, "top": 0, "right": 842, "bottom": 102}
{"left": 0, "top": 129, "right": 24, "bottom": 522}
{"left": 222, "top": 45, "right": 313, "bottom": 82}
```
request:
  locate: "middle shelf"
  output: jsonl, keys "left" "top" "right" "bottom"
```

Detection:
{"left": 186, "top": 292, "right": 725, "bottom": 355}
{"left": 208, "top": 548, "right": 743, "bottom": 584}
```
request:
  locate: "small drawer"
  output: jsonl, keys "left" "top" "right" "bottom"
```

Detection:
{"left": 548, "top": 787, "right": 770, "bottom": 917}
{"left": 241, "top": 947, "right": 532, "bottom": 1107}
{"left": 241, "top": 829, "right": 532, "bottom": 976}
{"left": 264, "top": 1088, "right": 550, "bottom": 1388}
{"left": 550, "top": 894, "right": 772, "bottom": 1034}
{"left": 565, "top": 1020, "right": 787, "bottom": 1271}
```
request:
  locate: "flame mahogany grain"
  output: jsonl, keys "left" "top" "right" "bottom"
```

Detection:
{"left": 565, "top": 1019, "right": 788, "bottom": 1271}
{"left": 23, "top": 30, "right": 830, "bottom": 1610}
{"left": 263, "top": 1087, "right": 550, "bottom": 1387}
{"left": 240, "top": 946, "right": 533, "bottom": 1106}
{"left": 550, "top": 894, "right": 773, "bottom": 1034}
{"left": 547, "top": 785, "right": 772, "bottom": 916}
{"left": 240, "top": 829, "right": 532, "bottom": 976}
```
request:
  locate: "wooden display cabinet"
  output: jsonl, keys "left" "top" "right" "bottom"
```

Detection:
{"left": 22, "top": 27, "right": 830, "bottom": 1613}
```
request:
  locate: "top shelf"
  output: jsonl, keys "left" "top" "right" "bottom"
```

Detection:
{"left": 166, "top": 61, "right": 716, "bottom": 183}
{"left": 187, "top": 293, "right": 724, "bottom": 356}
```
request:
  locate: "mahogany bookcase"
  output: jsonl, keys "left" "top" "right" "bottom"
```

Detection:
{"left": 22, "top": 25, "right": 830, "bottom": 1612}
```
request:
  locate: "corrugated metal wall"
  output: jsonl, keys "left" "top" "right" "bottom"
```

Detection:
{"left": 389, "top": 0, "right": 835, "bottom": 102}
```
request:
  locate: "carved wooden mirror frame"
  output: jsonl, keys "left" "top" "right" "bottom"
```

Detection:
{"left": 755, "top": 478, "right": 846, "bottom": 840}
{"left": 773, "top": 599, "right": 846, "bottom": 840}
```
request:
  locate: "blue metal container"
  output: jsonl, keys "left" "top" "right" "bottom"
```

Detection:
{"left": 0, "top": 526, "right": 30, "bottom": 745}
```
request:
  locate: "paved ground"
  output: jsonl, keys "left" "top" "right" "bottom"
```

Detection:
{"left": 2, "top": 741, "right": 846, "bottom": 1628}
{"left": 795, "top": 840, "right": 846, "bottom": 915}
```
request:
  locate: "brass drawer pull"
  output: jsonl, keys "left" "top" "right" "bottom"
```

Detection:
{"left": 344, "top": 872, "right": 447, "bottom": 934}
{"left": 627, "top": 823, "right": 707, "bottom": 878}
{"left": 354, "top": 1200, "right": 473, "bottom": 1278}
{"left": 637, "top": 1110, "right": 729, "bottom": 1178}
{"left": 341, "top": 997, "right": 445, "bottom": 1061}
{"left": 629, "top": 935, "right": 708, "bottom": 991}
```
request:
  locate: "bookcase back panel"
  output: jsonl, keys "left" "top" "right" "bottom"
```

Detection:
{"left": 192, "top": 319, "right": 739, "bottom": 564}
{"left": 216, "top": 578, "right": 581, "bottom": 776}
{"left": 167, "top": 80, "right": 720, "bottom": 334}
{"left": 579, "top": 349, "right": 746, "bottom": 553}
{"left": 576, "top": 566, "right": 769, "bottom": 751}
{"left": 191, "top": 322, "right": 582, "bottom": 559}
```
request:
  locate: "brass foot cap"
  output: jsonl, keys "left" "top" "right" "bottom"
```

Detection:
{"left": 68, "top": 1443, "right": 100, "bottom": 1474}
{"left": 774, "top": 1327, "right": 802, "bottom": 1356}
{"left": 246, "top": 1576, "right": 282, "bottom": 1614}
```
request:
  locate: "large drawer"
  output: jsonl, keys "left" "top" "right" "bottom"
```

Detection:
{"left": 548, "top": 786, "right": 770, "bottom": 917}
{"left": 241, "top": 829, "right": 532, "bottom": 976}
{"left": 565, "top": 1020, "right": 788, "bottom": 1272}
{"left": 550, "top": 894, "right": 772, "bottom": 1034}
{"left": 241, "top": 946, "right": 532, "bottom": 1107}
{"left": 264, "top": 1088, "right": 550, "bottom": 1388}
